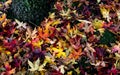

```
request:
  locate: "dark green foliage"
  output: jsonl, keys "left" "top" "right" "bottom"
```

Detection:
{"left": 0, "top": 0, "right": 6, "bottom": 2}
{"left": 99, "top": 29, "right": 117, "bottom": 46}
{"left": 0, "top": 0, "right": 5, "bottom": 2}
{"left": 7, "top": 0, "right": 55, "bottom": 25}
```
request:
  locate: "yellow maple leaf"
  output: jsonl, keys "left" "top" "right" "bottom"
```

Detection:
{"left": 44, "top": 21, "right": 53, "bottom": 32}
{"left": 44, "top": 56, "right": 55, "bottom": 65}
{"left": 32, "top": 38, "right": 43, "bottom": 48}
{"left": 75, "top": 68, "right": 81, "bottom": 74}
{"left": 49, "top": 13, "right": 55, "bottom": 19}
{"left": 52, "top": 47, "right": 63, "bottom": 53}
{"left": 52, "top": 19, "right": 61, "bottom": 26}
{"left": 100, "top": 4, "right": 111, "bottom": 22}
{"left": 92, "top": 18, "right": 104, "bottom": 29}
{"left": 98, "top": 28, "right": 105, "bottom": 35}
{"left": 56, "top": 51, "right": 66, "bottom": 58}
{"left": 2, "top": 19, "right": 11, "bottom": 27}
{"left": 51, "top": 47, "right": 66, "bottom": 58}
{"left": 67, "top": 71, "right": 72, "bottom": 75}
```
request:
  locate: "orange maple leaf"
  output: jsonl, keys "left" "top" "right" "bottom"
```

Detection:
{"left": 38, "top": 27, "right": 49, "bottom": 40}
{"left": 0, "top": 14, "right": 6, "bottom": 22}
{"left": 68, "top": 49, "right": 82, "bottom": 60}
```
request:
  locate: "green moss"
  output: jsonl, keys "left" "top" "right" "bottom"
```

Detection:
{"left": 7, "top": 0, "right": 55, "bottom": 26}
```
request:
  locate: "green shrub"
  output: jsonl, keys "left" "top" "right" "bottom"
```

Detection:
{"left": 7, "top": 0, "right": 55, "bottom": 26}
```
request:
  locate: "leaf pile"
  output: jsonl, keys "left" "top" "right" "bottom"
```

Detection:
{"left": 0, "top": 0, "right": 120, "bottom": 75}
